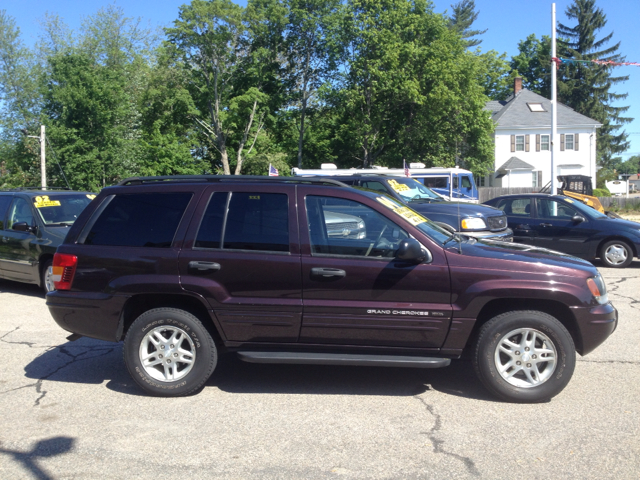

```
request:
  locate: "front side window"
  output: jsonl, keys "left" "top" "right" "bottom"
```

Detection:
{"left": 565, "top": 134, "right": 574, "bottom": 150}
{"left": 84, "top": 193, "right": 192, "bottom": 247}
{"left": 7, "top": 197, "right": 35, "bottom": 229}
{"left": 0, "top": 195, "right": 12, "bottom": 230}
{"left": 541, "top": 135, "right": 550, "bottom": 151}
{"left": 306, "top": 196, "right": 409, "bottom": 258}
{"left": 515, "top": 135, "right": 525, "bottom": 151}
{"left": 536, "top": 199, "right": 577, "bottom": 220}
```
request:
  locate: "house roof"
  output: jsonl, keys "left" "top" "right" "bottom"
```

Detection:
{"left": 488, "top": 89, "right": 602, "bottom": 129}
{"left": 497, "top": 157, "right": 535, "bottom": 172}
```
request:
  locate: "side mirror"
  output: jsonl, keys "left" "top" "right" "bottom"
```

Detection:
{"left": 396, "top": 238, "right": 432, "bottom": 264}
{"left": 12, "top": 222, "right": 37, "bottom": 234}
{"left": 571, "top": 215, "right": 586, "bottom": 223}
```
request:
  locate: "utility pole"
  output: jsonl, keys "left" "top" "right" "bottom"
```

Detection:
{"left": 40, "top": 125, "right": 46, "bottom": 190}
{"left": 551, "top": 3, "right": 557, "bottom": 196}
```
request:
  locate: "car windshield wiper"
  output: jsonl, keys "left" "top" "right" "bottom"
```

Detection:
{"left": 46, "top": 221, "right": 74, "bottom": 226}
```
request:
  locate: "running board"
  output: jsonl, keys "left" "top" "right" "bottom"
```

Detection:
{"left": 237, "top": 351, "right": 451, "bottom": 368}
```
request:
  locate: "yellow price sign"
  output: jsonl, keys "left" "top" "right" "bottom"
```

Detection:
{"left": 388, "top": 179, "right": 410, "bottom": 193}
{"left": 86, "top": 194, "right": 96, "bottom": 200}
{"left": 375, "top": 196, "right": 427, "bottom": 226}
{"left": 33, "top": 195, "right": 61, "bottom": 208}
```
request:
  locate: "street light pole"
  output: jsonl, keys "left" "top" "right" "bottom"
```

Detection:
{"left": 551, "top": 3, "right": 557, "bottom": 196}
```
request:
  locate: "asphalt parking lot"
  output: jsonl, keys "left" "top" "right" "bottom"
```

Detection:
{"left": 1, "top": 260, "right": 639, "bottom": 479}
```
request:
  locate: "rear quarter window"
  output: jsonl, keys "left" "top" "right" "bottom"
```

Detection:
{"left": 83, "top": 193, "right": 192, "bottom": 247}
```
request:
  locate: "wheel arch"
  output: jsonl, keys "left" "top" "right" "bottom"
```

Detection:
{"left": 596, "top": 236, "right": 637, "bottom": 258}
{"left": 117, "top": 293, "right": 225, "bottom": 347}
{"left": 465, "top": 298, "right": 583, "bottom": 355}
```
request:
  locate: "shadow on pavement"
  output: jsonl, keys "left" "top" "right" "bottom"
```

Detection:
{"left": 24, "top": 339, "right": 496, "bottom": 401}
{"left": 0, "top": 279, "right": 45, "bottom": 299}
{"left": 0, "top": 436, "right": 74, "bottom": 480}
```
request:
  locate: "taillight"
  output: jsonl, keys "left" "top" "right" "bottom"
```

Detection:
{"left": 52, "top": 253, "right": 78, "bottom": 290}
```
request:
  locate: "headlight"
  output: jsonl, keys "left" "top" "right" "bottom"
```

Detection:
{"left": 586, "top": 274, "right": 609, "bottom": 305}
{"left": 461, "top": 218, "right": 487, "bottom": 230}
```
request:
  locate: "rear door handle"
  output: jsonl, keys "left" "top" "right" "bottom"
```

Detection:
{"left": 311, "top": 267, "right": 346, "bottom": 278}
{"left": 188, "top": 261, "right": 221, "bottom": 273}
{"left": 540, "top": 223, "right": 552, "bottom": 227}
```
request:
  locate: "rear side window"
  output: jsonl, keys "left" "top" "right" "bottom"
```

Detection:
{"left": 84, "top": 193, "right": 192, "bottom": 247}
{"left": 422, "top": 177, "right": 448, "bottom": 189}
{"left": 196, "top": 192, "right": 289, "bottom": 252}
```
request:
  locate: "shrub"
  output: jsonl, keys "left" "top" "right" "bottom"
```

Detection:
{"left": 593, "top": 188, "right": 611, "bottom": 197}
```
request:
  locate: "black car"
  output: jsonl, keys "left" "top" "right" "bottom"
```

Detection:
{"left": 0, "top": 189, "right": 95, "bottom": 291}
{"left": 483, "top": 193, "right": 640, "bottom": 268}
{"left": 315, "top": 175, "right": 513, "bottom": 241}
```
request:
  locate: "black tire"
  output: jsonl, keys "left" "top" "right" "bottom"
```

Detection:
{"left": 473, "top": 310, "right": 575, "bottom": 403}
{"left": 123, "top": 308, "right": 217, "bottom": 397}
{"left": 41, "top": 259, "right": 54, "bottom": 293}
{"left": 599, "top": 240, "right": 633, "bottom": 268}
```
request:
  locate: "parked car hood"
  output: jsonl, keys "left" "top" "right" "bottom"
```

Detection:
{"left": 444, "top": 236, "right": 598, "bottom": 274}
{"left": 409, "top": 201, "right": 503, "bottom": 218}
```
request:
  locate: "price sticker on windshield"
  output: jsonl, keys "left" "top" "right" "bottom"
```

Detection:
{"left": 33, "top": 195, "right": 61, "bottom": 208}
{"left": 388, "top": 179, "right": 410, "bottom": 193}
{"left": 86, "top": 194, "right": 96, "bottom": 200}
{"left": 375, "top": 196, "right": 427, "bottom": 226}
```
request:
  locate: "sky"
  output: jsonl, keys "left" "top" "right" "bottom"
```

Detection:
{"left": 4, "top": 0, "right": 639, "bottom": 160}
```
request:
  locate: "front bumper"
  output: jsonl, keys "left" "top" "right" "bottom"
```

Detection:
{"left": 462, "top": 228, "right": 514, "bottom": 242}
{"left": 571, "top": 302, "right": 618, "bottom": 355}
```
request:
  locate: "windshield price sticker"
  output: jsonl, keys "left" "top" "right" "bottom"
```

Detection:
{"left": 33, "top": 195, "right": 61, "bottom": 208}
{"left": 86, "top": 194, "right": 96, "bottom": 200}
{"left": 388, "top": 179, "right": 410, "bottom": 193}
{"left": 375, "top": 196, "right": 427, "bottom": 226}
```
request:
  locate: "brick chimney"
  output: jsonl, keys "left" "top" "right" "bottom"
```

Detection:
{"left": 514, "top": 77, "right": 522, "bottom": 95}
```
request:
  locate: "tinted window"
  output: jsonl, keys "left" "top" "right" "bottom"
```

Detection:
{"left": 0, "top": 195, "right": 12, "bottom": 230}
{"left": 195, "top": 193, "right": 229, "bottom": 249}
{"left": 422, "top": 177, "right": 448, "bottom": 189}
{"left": 306, "top": 196, "right": 409, "bottom": 257}
{"left": 223, "top": 192, "right": 289, "bottom": 252}
{"left": 360, "top": 181, "right": 388, "bottom": 193}
{"left": 84, "top": 193, "right": 192, "bottom": 247}
{"left": 460, "top": 176, "right": 473, "bottom": 189}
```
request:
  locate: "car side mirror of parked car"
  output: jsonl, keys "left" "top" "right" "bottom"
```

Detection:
{"left": 571, "top": 215, "right": 586, "bottom": 223}
{"left": 12, "top": 222, "right": 37, "bottom": 234}
{"left": 396, "top": 238, "right": 432, "bottom": 264}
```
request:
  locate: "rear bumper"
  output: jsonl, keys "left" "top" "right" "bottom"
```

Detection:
{"left": 571, "top": 302, "right": 618, "bottom": 355}
{"left": 46, "top": 290, "right": 130, "bottom": 342}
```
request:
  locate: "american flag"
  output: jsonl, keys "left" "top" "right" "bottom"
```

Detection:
{"left": 403, "top": 160, "right": 411, "bottom": 177}
{"left": 268, "top": 164, "right": 278, "bottom": 176}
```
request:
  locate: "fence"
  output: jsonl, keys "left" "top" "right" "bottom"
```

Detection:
{"left": 478, "top": 187, "right": 640, "bottom": 210}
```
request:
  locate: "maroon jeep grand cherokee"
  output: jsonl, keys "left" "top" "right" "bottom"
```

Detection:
{"left": 46, "top": 176, "right": 617, "bottom": 402}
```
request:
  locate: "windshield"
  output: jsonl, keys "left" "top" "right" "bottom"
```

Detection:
{"left": 33, "top": 194, "right": 95, "bottom": 225}
{"left": 385, "top": 178, "right": 442, "bottom": 202}
{"left": 373, "top": 195, "right": 453, "bottom": 245}
{"left": 561, "top": 196, "right": 607, "bottom": 219}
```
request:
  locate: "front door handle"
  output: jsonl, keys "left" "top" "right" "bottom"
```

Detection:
{"left": 188, "top": 261, "right": 221, "bottom": 273}
{"left": 311, "top": 267, "right": 346, "bottom": 278}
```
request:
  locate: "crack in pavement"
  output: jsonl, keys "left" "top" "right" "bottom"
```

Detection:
{"left": 415, "top": 395, "right": 480, "bottom": 477}
{"left": 0, "top": 327, "right": 37, "bottom": 348}
{"left": 0, "top": 344, "right": 117, "bottom": 407}
{"left": 579, "top": 359, "right": 640, "bottom": 365}
{"left": 605, "top": 278, "right": 640, "bottom": 310}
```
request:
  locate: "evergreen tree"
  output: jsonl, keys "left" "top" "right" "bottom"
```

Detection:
{"left": 557, "top": 0, "right": 632, "bottom": 167}
{"left": 448, "top": 0, "right": 486, "bottom": 48}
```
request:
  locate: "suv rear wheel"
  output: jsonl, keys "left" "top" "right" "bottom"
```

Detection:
{"left": 473, "top": 310, "right": 575, "bottom": 403}
{"left": 123, "top": 308, "right": 217, "bottom": 397}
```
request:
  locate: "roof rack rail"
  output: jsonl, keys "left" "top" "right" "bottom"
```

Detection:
{"left": 117, "top": 175, "right": 349, "bottom": 188}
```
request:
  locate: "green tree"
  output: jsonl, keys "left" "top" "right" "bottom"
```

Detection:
{"left": 477, "top": 49, "right": 512, "bottom": 101}
{"left": 509, "top": 34, "right": 552, "bottom": 98}
{"left": 557, "top": 0, "right": 632, "bottom": 167}
{"left": 448, "top": 0, "right": 486, "bottom": 48}
{"left": 166, "top": 0, "right": 278, "bottom": 175}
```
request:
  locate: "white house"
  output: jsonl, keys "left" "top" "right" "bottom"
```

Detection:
{"left": 483, "top": 78, "right": 601, "bottom": 190}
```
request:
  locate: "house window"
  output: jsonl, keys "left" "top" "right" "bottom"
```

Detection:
{"left": 475, "top": 175, "right": 486, "bottom": 187}
{"left": 565, "top": 134, "right": 574, "bottom": 150}
{"left": 515, "top": 135, "right": 525, "bottom": 151}
{"left": 541, "top": 135, "right": 550, "bottom": 151}
{"left": 532, "top": 171, "right": 543, "bottom": 188}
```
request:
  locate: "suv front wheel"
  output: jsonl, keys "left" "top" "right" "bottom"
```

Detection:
{"left": 473, "top": 310, "right": 576, "bottom": 403}
{"left": 123, "top": 308, "right": 217, "bottom": 397}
